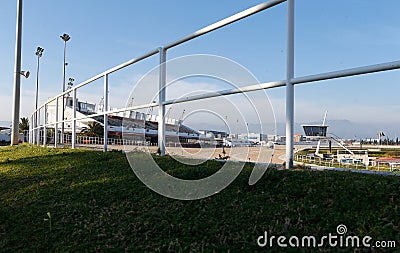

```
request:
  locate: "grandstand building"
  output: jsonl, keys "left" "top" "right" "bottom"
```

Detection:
{"left": 46, "top": 97, "right": 201, "bottom": 145}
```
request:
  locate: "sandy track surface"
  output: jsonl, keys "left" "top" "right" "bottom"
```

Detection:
{"left": 100, "top": 144, "right": 289, "bottom": 164}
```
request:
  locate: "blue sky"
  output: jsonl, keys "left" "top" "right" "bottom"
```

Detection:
{"left": 1, "top": 0, "right": 399, "bottom": 138}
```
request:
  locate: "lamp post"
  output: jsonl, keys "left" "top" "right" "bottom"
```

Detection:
{"left": 60, "top": 33, "right": 70, "bottom": 144}
{"left": 11, "top": 0, "right": 23, "bottom": 145}
{"left": 34, "top": 47, "right": 44, "bottom": 144}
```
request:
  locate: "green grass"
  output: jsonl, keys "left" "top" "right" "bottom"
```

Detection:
{"left": 1, "top": 144, "right": 400, "bottom": 252}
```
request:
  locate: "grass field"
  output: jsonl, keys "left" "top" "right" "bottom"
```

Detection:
{"left": 1, "top": 144, "right": 400, "bottom": 252}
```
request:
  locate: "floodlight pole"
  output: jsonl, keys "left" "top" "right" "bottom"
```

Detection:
{"left": 35, "top": 47, "right": 44, "bottom": 145}
{"left": 285, "top": 0, "right": 295, "bottom": 169}
{"left": 11, "top": 0, "right": 23, "bottom": 146}
{"left": 60, "top": 34, "right": 70, "bottom": 145}
{"left": 61, "top": 39, "right": 66, "bottom": 144}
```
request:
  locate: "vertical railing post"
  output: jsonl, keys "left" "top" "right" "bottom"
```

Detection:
{"left": 29, "top": 115, "right": 32, "bottom": 144}
{"left": 72, "top": 89, "right": 77, "bottom": 148}
{"left": 29, "top": 116, "right": 33, "bottom": 144}
{"left": 158, "top": 47, "right": 166, "bottom": 156}
{"left": 103, "top": 74, "right": 109, "bottom": 152}
{"left": 43, "top": 104, "right": 47, "bottom": 146}
{"left": 35, "top": 114, "right": 38, "bottom": 144}
{"left": 285, "top": 0, "right": 295, "bottom": 169}
{"left": 36, "top": 112, "right": 39, "bottom": 145}
{"left": 31, "top": 115, "right": 34, "bottom": 144}
{"left": 61, "top": 94, "right": 65, "bottom": 144}
{"left": 30, "top": 115, "right": 33, "bottom": 144}
{"left": 55, "top": 98, "right": 59, "bottom": 147}
{"left": 36, "top": 109, "right": 41, "bottom": 145}
{"left": 32, "top": 113, "right": 35, "bottom": 144}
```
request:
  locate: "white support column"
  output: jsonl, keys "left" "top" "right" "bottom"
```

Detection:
{"left": 71, "top": 89, "right": 77, "bottom": 148}
{"left": 43, "top": 105, "right": 47, "bottom": 146}
{"left": 103, "top": 74, "right": 109, "bottom": 152}
{"left": 158, "top": 47, "right": 166, "bottom": 156}
{"left": 55, "top": 98, "right": 59, "bottom": 147}
{"left": 285, "top": 0, "right": 295, "bottom": 169}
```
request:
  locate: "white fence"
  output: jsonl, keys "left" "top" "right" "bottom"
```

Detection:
{"left": 30, "top": 0, "right": 400, "bottom": 169}
{"left": 32, "top": 132, "right": 200, "bottom": 149}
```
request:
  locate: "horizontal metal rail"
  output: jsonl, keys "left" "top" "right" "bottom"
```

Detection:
{"left": 32, "top": 0, "right": 285, "bottom": 115}
{"left": 31, "top": 119, "right": 73, "bottom": 131}
{"left": 292, "top": 60, "right": 400, "bottom": 85}
{"left": 29, "top": 0, "right": 399, "bottom": 167}
{"left": 35, "top": 48, "right": 160, "bottom": 112}
{"left": 163, "top": 80, "right": 286, "bottom": 106}
{"left": 75, "top": 102, "right": 160, "bottom": 121}
{"left": 163, "top": 60, "right": 400, "bottom": 106}
{"left": 164, "top": 0, "right": 286, "bottom": 49}
{"left": 71, "top": 48, "right": 160, "bottom": 92}
{"left": 33, "top": 59, "right": 400, "bottom": 127}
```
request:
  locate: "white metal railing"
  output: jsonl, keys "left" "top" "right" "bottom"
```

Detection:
{"left": 294, "top": 154, "right": 400, "bottom": 172}
{"left": 29, "top": 0, "right": 400, "bottom": 169}
{"left": 31, "top": 131, "right": 204, "bottom": 149}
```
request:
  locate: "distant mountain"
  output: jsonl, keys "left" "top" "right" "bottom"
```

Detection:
{"left": 186, "top": 119, "right": 398, "bottom": 140}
